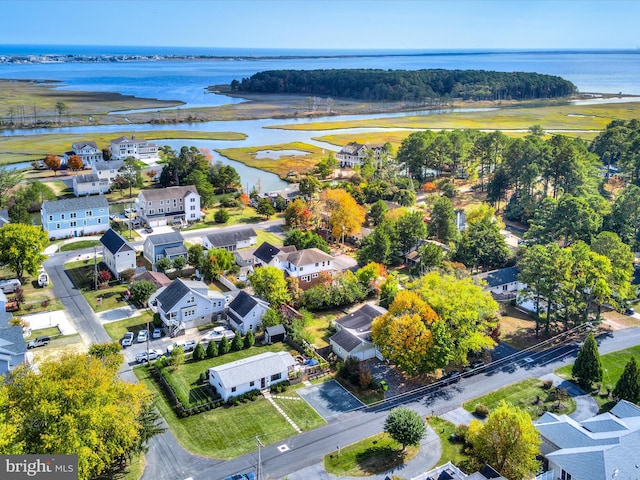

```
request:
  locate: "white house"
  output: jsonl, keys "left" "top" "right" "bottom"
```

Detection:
{"left": 64, "top": 140, "right": 103, "bottom": 166}
{"left": 41, "top": 195, "right": 109, "bottom": 240}
{"left": 227, "top": 291, "right": 269, "bottom": 335}
{"left": 202, "top": 227, "right": 258, "bottom": 252}
{"left": 149, "top": 278, "right": 226, "bottom": 334}
{"left": 92, "top": 160, "right": 125, "bottom": 182}
{"left": 0, "top": 291, "right": 25, "bottom": 376}
{"left": 100, "top": 228, "right": 136, "bottom": 280}
{"left": 252, "top": 242, "right": 296, "bottom": 269}
{"left": 472, "top": 266, "right": 523, "bottom": 302}
{"left": 136, "top": 185, "right": 201, "bottom": 227}
{"left": 109, "top": 135, "right": 158, "bottom": 162}
{"left": 329, "top": 304, "right": 386, "bottom": 361}
{"left": 208, "top": 351, "right": 295, "bottom": 401}
{"left": 281, "top": 248, "right": 335, "bottom": 289}
{"left": 73, "top": 173, "right": 110, "bottom": 197}
{"left": 535, "top": 399, "right": 640, "bottom": 480}
{"left": 336, "top": 141, "right": 388, "bottom": 168}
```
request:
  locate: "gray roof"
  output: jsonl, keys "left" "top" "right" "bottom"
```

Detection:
{"left": 253, "top": 241, "right": 282, "bottom": 264}
{"left": 336, "top": 304, "right": 385, "bottom": 333}
{"left": 155, "top": 279, "right": 190, "bottom": 313}
{"left": 93, "top": 160, "right": 124, "bottom": 171}
{"left": 74, "top": 173, "right": 102, "bottom": 184}
{"left": 100, "top": 228, "right": 134, "bottom": 255}
{"left": 110, "top": 135, "right": 154, "bottom": 146}
{"left": 0, "top": 325, "right": 27, "bottom": 356}
{"left": 205, "top": 227, "right": 257, "bottom": 249}
{"left": 285, "top": 248, "right": 333, "bottom": 267}
{"left": 139, "top": 185, "right": 198, "bottom": 202}
{"left": 164, "top": 245, "right": 188, "bottom": 257}
{"left": 610, "top": 399, "right": 640, "bottom": 418}
{"left": 228, "top": 290, "right": 258, "bottom": 318}
{"left": 146, "top": 231, "right": 184, "bottom": 246}
{"left": 209, "top": 351, "right": 295, "bottom": 390}
{"left": 265, "top": 324, "right": 286, "bottom": 337}
{"left": 330, "top": 328, "right": 363, "bottom": 353}
{"left": 42, "top": 195, "right": 109, "bottom": 214}
{"left": 72, "top": 141, "right": 97, "bottom": 150}
{"left": 473, "top": 266, "right": 520, "bottom": 288}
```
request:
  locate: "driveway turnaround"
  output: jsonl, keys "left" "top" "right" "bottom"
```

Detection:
{"left": 298, "top": 380, "right": 364, "bottom": 420}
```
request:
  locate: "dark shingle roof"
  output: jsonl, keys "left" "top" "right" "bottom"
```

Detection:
{"left": 336, "top": 304, "right": 384, "bottom": 333}
{"left": 253, "top": 242, "right": 282, "bottom": 264}
{"left": 164, "top": 245, "right": 188, "bottom": 257}
{"left": 330, "top": 329, "right": 363, "bottom": 352}
{"left": 100, "top": 228, "right": 133, "bottom": 255}
{"left": 156, "top": 279, "right": 190, "bottom": 313}
{"left": 228, "top": 291, "right": 258, "bottom": 318}
{"left": 72, "top": 141, "right": 98, "bottom": 150}
{"left": 146, "top": 231, "right": 184, "bottom": 246}
{"left": 285, "top": 248, "right": 333, "bottom": 267}
{"left": 473, "top": 266, "right": 520, "bottom": 288}
{"left": 42, "top": 195, "right": 109, "bottom": 214}
{"left": 140, "top": 185, "right": 197, "bottom": 202}
{"left": 133, "top": 270, "right": 171, "bottom": 289}
{"left": 205, "top": 227, "right": 257, "bottom": 249}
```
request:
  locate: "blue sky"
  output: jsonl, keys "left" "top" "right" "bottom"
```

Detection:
{"left": 1, "top": 0, "right": 638, "bottom": 50}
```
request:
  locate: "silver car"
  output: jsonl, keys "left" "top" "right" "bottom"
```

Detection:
{"left": 135, "top": 349, "right": 164, "bottom": 363}
{"left": 122, "top": 332, "right": 134, "bottom": 347}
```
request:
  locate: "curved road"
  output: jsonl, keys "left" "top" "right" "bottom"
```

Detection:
{"left": 43, "top": 225, "right": 640, "bottom": 480}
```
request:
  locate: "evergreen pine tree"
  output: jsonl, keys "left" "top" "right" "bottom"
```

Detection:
{"left": 205, "top": 340, "right": 218, "bottom": 358}
{"left": 219, "top": 335, "right": 231, "bottom": 355}
{"left": 192, "top": 342, "right": 205, "bottom": 361}
{"left": 231, "top": 331, "right": 244, "bottom": 351}
{"left": 613, "top": 356, "right": 640, "bottom": 403}
{"left": 244, "top": 329, "right": 255, "bottom": 349}
{"left": 572, "top": 332, "right": 603, "bottom": 389}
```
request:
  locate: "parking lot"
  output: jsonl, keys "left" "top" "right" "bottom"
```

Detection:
{"left": 297, "top": 380, "right": 364, "bottom": 420}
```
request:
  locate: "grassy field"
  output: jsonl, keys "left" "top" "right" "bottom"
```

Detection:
{"left": 25, "top": 326, "right": 60, "bottom": 340}
{"left": 0, "top": 130, "right": 246, "bottom": 166}
{"left": 103, "top": 313, "right": 154, "bottom": 341}
{"left": 64, "top": 257, "right": 132, "bottom": 312}
{"left": 428, "top": 417, "right": 470, "bottom": 470}
{"left": 58, "top": 239, "right": 102, "bottom": 252}
{"left": 134, "top": 348, "right": 322, "bottom": 459}
{"left": 323, "top": 432, "right": 419, "bottom": 476}
{"left": 555, "top": 344, "right": 640, "bottom": 409}
{"left": 271, "top": 384, "right": 326, "bottom": 431}
{"left": 303, "top": 309, "right": 339, "bottom": 348}
{"left": 462, "top": 378, "right": 576, "bottom": 420}
{"left": 215, "top": 142, "right": 326, "bottom": 178}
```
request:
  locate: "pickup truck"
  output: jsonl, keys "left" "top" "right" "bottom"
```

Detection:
{"left": 166, "top": 340, "right": 197, "bottom": 354}
{"left": 135, "top": 349, "right": 164, "bottom": 363}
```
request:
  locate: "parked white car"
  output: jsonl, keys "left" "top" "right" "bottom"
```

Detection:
{"left": 166, "top": 339, "right": 197, "bottom": 354}
{"left": 137, "top": 329, "right": 148, "bottom": 343}
{"left": 122, "top": 332, "right": 134, "bottom": 347}
{"left": 135, "top": 349, "right": 164, "bottom": 363}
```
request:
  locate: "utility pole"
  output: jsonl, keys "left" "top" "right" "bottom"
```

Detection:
{"left": 93, "top": 246, "right": 98, "bottom": 291}
{"left": 341, "top": 224, "right": 345, "bottom": 254}
{"left": 256, "top": 435, "right": 264, "bottom": 480}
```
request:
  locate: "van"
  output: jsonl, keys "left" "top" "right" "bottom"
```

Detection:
{"left": 0, "top": 279, "right": 21, "bottom": 294}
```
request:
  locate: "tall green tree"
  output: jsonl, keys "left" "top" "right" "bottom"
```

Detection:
{"left": 612, "top": 356, "right": 640, "bottom": 403}
{"left": 0, "top": 224, "right": 48, "bottom": 281}
{"left": 428, "top": 196, "right": 458, "bottom": 244}
{"left": 466, "top": 401, "right": 541, "bottom": 480}
{"left": 202, "top": 248, "right": 235, "bottom": 281}
{"left": 453, "top": 214, "right": 509, "bottom": 272}
{"left": 249, "top": 266, "right": 291, "bottom": 306}
{"left": 572, "top": 332, "right": 603, "bottom": 389}
{"left": 591, "top": 231, "right": 635, "bottom": 307}
{"left": 383, "top": 408, "right": 426, "bottom": 451}
{"left": 231, "top": 331, "right": 244, "bottom": 351}
{"left": 129, "top": 280, "right": 156, "bottom": 306}
{"left": 410, "top": 242, "right": 444, "bottom": 277}
{"left": 396, "top": 211, "right": 427, "bottom": 255}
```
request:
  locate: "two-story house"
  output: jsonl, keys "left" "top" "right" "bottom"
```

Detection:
{"left": 92, "top": 160, "right": 125, "bottom": 182}
{"left": 143, "top": 231, "right": 187, "bottom": 269}
{"left": 72, "top": 173, "right": 110, "bottom": 197}
{"left": 64, "top": 141, "right": 103, "bottom": 166}
{"left": 100, "top": 228, "right": 136, "bottom": 280}
{"left": 41, "top": 196, "right": 109, "bottom": 240}
{"left": 472, "top": 266, "right": 524, "bottom": 302}
{"left": 281, "top": 248, "right": 335, "bottom": 289}
{"left": 329, "top": 304, "right": 386, "bottom": 361}
{"left": 136, "top": 185, "right": 201, "bottom": 227}
{"left": 336, "top": 141, "right": 387, "bottom": 168}
{"left": 149, "top": 278, "right": 226, "bottom": 335}
{"left": 110, "top": 135, "right": 158, "bottom": 162}
{"left": 227, "top": 291, "right": 269, "bottom": 335}
{"left": 252, "top": 242, "right": 297, "bottom": 269}
{"left": 0, "top": 291, "right": 25, "bottom": 376}
{"left": 202, "top": 227, "right": 258, "bottom": 252}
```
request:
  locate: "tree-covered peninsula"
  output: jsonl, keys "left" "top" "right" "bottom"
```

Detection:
{"left": 230, "top": 69, "right": 577, "bottom": 102}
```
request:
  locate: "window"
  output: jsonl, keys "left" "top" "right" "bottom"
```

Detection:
{"left": 302, "top": 275, "right": 310, "bottom": 282}
{"left": 190, "top": 197, "right": 195, "bottom": 203}
{"left": 231, "top": 387, "right": 236, "bottom": 392}
{"left": 149, "top": 209, "right": 155, "bottom": 215}
{"left": 173, "top": 199, "right": 177, "bottom": 207}
{"left": 61, "top": 214, "right": 65, "bottom": 220}
{"left": 315, "top": 262, "right": 319, "bottom": 267}
{"left": 48, "top": 215, "right": 53, "bottom": 221}
{"left": 270, "top": 373, "right": 282, "bottom": 381}
{"left": 250, "top": 381, "right": 255, "bottom": 387}
{"left": 312, "top": 273, "right": 318, "bottom": 278}
{"left": 187, "top": 296, "right": 195, "bottom": 304}
{"left": 56, "top": 223, "right": 61, "bottom": 229}
{"left": 190, "top": 213, "right": 196, "bottom": 219}
{"left": 98, "top": 218, "right": 102, "bottom": 224}
{"left": 322, "top": 261, "right": 325, "bottom": 266}
{"left": 502, "top": 285, "right": 508, "bottom": 291}
{"left": 70, "top": 212, "right": 77, "bottom": 219}
{"left": 70, "top": 221, "right": 77, "bottom": 227}
{"left": 159, "top": 208, "right": 164, "bottom": 214}
{"left": 327, "top": 260, "right": 331, "bottom": 265}
{"left": 190, "top": 205, "right": 196, "bottom": 211}
{"left": 159, "top": 200, "right": 164, "bottom": 205}
{"left": 561, "top": 471, "right": 572, "bottom": 480}
{"left": 147, "top": 201, "right": 152, "bottom": 207}
{"left": 300, "top": 267, "right": 304, "bottom": 272}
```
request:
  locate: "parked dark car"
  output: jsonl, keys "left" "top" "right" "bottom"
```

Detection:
{"left": 463, "top": 360, "right": 486, "bottom": 374}
{"left": 625, "top": 307, "right": 636, "bottom": 316}
{"left": 441, "top": 370, "right": 461, "bottom": 384}
{"left": 27, "top": 336, "right": 50, "bottom": 349}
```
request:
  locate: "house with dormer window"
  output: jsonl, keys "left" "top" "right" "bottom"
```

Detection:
{"left": 336, "top": 141, "right": 388, "bottom": 168}
{"left": 100, "top": 229, "right": 136, "bottom": 280}
{"left": 64, "top": 140, "right": 103, "bottom": 166}
{"left": 109, "top": 135, "right": 158, "bottom": 162}
{"left": 136, "top": 185, "right": 201, "bottom": 227}
{"left": 282, "top": 247, "right": 335, "bottom": 289}
{"left": 227, "top": 291, "right": 269, "bottom": 335}
{"left": 41, "top": 196, "right": 109, "bottom": 239}
{"left": 143, "top": 232, "right": 187, "bottom": 269}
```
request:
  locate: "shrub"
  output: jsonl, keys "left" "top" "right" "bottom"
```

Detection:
{"left": 454, "top": 424, "right": 469, "bottom": 443}
{"left": 214, "top": 208, "right": 230, "bottom": 224}
{"left": 231, "top": 331, "right": 244, "bottom": 351}
{"left": 474, "top": 403, "right": 490, "bottom": 418}
{"left": 244, "top": 330, "right": 255, "bottom": 349}
{"left": 192, "top": 342, "right": 205, "bottom": 361}
{"left": 205, "top": 340, "right": 218, "bottom": 358}
{"left": 542, "top": 379, "right": 553, "bottom": 390}
{"left": 198, "top": 372, "right": 207, "bottom": 384}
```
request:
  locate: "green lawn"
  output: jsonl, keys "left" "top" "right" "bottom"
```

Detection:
{"left": 462, "top": 378, "right": 576, "bottom": 420}
{"left": 25, "top": 326, "right": 60, "bottom": 340}
{"left": 271, "top": 384, "right": 326, "bottom": 431}
{"left": 64, "top": 258, "right": 131, "bottom": 312}
{"left": 135, "top": 364, "right": 308, "bottom": 459}
{"left": 427, "top": 417, "right": 471, "bottom": 470}
{"left": 254, "top": 229, "right": 284, "bottom": 247}
{"left": 303, "top": 310, "right": 339, "bottom": 348}
{"left": 555, "top": 344, "right": 640, "bottom": 409}
{"left": 323, "top": 432, "right": 419, "bottom": 476}
{"left": 103, "top": 313, "right": 154, "bottom": 341}
{"left": 58, "top": 239, "right": 102, "bottom": 252}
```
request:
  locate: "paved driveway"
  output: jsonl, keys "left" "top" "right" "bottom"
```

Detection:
{"left": 298, "top": 380, "right": 363, "bottom": 420}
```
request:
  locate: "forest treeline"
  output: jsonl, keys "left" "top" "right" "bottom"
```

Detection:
{"left": 230, "top": 69, "right": 577, "bottom": 102}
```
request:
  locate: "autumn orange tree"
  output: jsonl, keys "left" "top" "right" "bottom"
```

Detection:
{"left": 238, "top": 192, "right": 251, "bottom": 210}
{"left": 67, "top": 154, "right": 83, "bottom": 172}
{"left": 43, "top": 154, "right": 61, "bottom": 176}
{"left": 284, "top": 198, "right": 313, "bottom": 229}
{"left": 371, "top": 290, "right": 452, "bottom": 374}
{"left": 322, "top": 188, "right": 365, "bottom": 242}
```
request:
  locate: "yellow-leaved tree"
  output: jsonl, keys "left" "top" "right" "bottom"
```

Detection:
{"left": 322, "top": 188, "right": 365, "bottom": 241}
